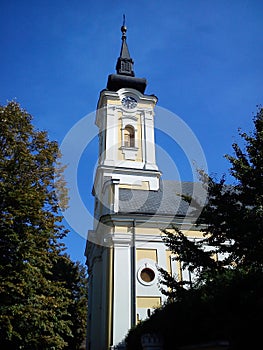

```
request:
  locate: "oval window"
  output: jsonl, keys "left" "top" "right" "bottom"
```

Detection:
{"left": 140, "top": 267, "right": 155, "bottom": 283}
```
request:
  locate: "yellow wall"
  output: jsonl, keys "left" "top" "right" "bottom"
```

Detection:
{"left": 136, "top": 296, "right": 161, "bottom": 309}
{"left": 118, "top": 112, "right": 124, "bottom": 160}
{"left": 135, "top": 113, "right": 142, "bottom": 162}
{"left": 114, "top": 226, "right": 129, "bottom": 233}
{"left": 119, "top": 181, "right": 150, "bottom": 190}
{"left": 166, "top": 250, "right": 172, "bottom": 275}
{"left": 177, "top": 257, "right": 183, "bottom": 281}
{"left": 163, "top": 228, "right": 204, "bottom": 239}
{"left": 136, "top": 248, "right": 158, "bottom": 263}
{"left": 113, "top": 225, "right": 203, "bottom": 239}
{"left": 135, "top": 227, "right": 162, "bottom": 235}
{"left": 116, "top": 110, "right": 145, "bottom": 163}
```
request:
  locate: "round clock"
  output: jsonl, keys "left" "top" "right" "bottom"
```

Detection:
{"left": 121, "top": 96, "right": 137, "bottom": 109}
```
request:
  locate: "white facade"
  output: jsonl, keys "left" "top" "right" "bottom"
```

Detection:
{"left": 94, "top": 88, "right": 160, "bottom": 189}
{"left": 85, "top": 80, "right": 204, "bottom": 349}
{"left": 85, "top": 31, "right": 206, "bottom": 346}
{"left": 86, "top": 82, "right": 167, "bottom": 349}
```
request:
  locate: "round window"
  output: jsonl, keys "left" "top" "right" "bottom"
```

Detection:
{"left": 140, "top": 267, "right": 155, "bottom": 283}
{"left": 137, "top": 262, "right": 157, "bottom": 286}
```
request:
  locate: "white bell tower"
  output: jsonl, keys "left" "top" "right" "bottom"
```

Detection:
{"left": 93, "top": 87, "right": 161, "bottom": 224}
{"left": 92, "top": 21, "right": 161, "bottom": 232}
{"left": 86, "top": 21, "right": 163, "bottom": 350}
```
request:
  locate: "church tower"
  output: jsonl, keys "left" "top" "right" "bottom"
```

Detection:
{"left": 85, "top": 21, "right": 203, "bottom": 350}
{"left": 85, "top": 22, "right": 163, "bottom": 350}
{"left": 93, "top": 22, "right": 161, "bottom": 208}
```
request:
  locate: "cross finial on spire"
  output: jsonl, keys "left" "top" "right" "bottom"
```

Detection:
{"left": 123, "top": 14, "right": 126, "bottom": 26}
{"left": 121, "top": 14, "right": 127, "bottom": 39}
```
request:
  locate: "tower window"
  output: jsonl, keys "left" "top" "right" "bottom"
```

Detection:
{"left": 124, "top": 125, "right": 135, "bottom": 147}
{"left": 121, "top": 61, "right": 131, "bottom": 72}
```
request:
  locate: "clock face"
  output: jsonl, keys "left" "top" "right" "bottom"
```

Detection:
{"left": 121, "top": 96, "right": 137, "bottom": 109}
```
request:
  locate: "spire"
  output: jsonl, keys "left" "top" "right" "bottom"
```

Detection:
{"left": 106, "top": 16, "right": 147, "bottom": 94}
{"left": 116, "top": 15, "right": 135, "bottom": 77}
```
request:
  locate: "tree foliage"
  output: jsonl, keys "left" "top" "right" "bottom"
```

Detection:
{"left": 160, "top": 107, "right": 263, "bottom": 298}
{"left": 0, "top": 101, "right": 87, "bottom": 349}
{"left": 126, "top": 268, "right": 263, "bottom": 350}
{"left": 200, "top": 107, "right": 263, "bottom": 270}
{"left": 51, "top": 255, "right": 88, "bottom": 350}
{"left": 125, "top": 107, "right": 263, "bottom": 349}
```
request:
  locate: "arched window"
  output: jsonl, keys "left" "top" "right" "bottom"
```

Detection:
{"left": 124, "top": 125, "right": 135, "bottom": 147}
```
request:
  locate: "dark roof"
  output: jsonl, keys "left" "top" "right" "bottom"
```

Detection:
{"left": 106, "top": 74, "right": 147, "bottom": 94}
{"left": 119, "top": 180, "right": 206, "bottom": 217}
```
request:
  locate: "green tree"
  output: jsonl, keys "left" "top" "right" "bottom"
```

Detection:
{"left": 160, "top": 106, "right": 263, "bottom": 298}
{"left": 126, "top": 107, "right": 263, "bottom": 349}
{"left": 51, "top": 255, "right": 88, "bottom": 350}
{"left": 199, "top": 106, "right": 263, "bottom": 270}
{"left": 0, "top": 101, "right": 87, "bottom": 349}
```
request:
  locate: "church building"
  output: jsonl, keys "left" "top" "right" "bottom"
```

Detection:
{"left": 85, "top": 22, "right": 205, "bottom": 350}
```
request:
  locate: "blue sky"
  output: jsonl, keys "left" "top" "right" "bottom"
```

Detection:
{"left": 1, "top": 0, "right": 263, "bottom": 264}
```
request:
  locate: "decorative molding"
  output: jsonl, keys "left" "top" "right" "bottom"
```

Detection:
{"left": 120, "top": 146, "right": 139, "bottom": 160}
